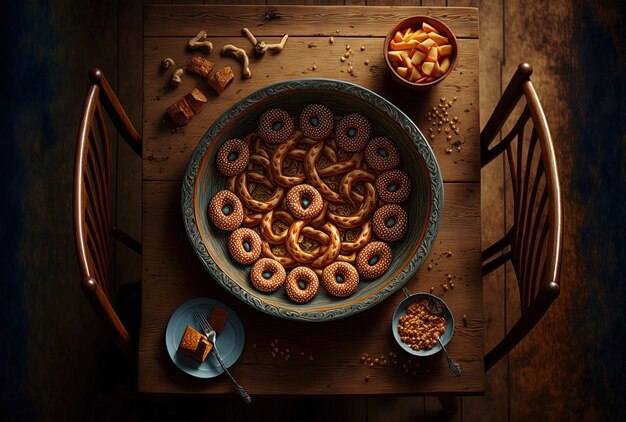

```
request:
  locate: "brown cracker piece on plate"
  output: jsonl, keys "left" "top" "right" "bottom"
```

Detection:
{"left": 208, "top": 66, "right": 234, "bottom": 95}
{"left": 208, "top": 306, "right": 229, "bottom": 334}
{"left": 178, "top": 325, "right": 212, "bottom": 362}
{"left": 187, "top": 56, "right": 215, "bottom": 78}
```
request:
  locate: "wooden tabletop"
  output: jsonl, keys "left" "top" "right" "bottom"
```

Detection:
{"left": 140, "top": 4, "right": 483, "bottom": 395}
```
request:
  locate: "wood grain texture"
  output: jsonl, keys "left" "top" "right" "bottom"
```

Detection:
{"left": 139, "top": 180, "right": 483, "bottom": 394}
{"left": 143, "top": 36, "right": 479, "bottom": 182}
{"left": 144, "top": 5, "right": 479, "bottom": 38}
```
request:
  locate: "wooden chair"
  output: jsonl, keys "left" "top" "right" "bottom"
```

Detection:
{"left": 481, "top": 63, "right": 563, "bottom": 371}
{"left": 73, "top": 68, "right": 142, "bottom": 361}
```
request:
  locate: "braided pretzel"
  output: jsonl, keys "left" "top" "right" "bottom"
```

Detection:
{"left": 242, "top": 211, "right": 263, "bottom": 227}
{"left": 339, "top": 168, "right": 376, "bottom": 208}
{"left": 270, "top": 131, "right": 306, "bottom": 187}
{"left": 340, "top": 219, "right": 372, "bottom": 253}
{"left": 326, "top": 182, "right": 378, "bottom": 230}
{"left": 236, "top": 172, "right": 285, "bottom": 213}
{"left": 309, "top": 222, "right": 342, "bottom": 268}
{"left": 304, "top": 141, "right": 343, "bottom": 203}
{"left": 260, "top": 209, "right": 294, "bottom": 244}
{"left": 285, "top": 220, "right": 323, "bottom": 264}
{"left": 261, "top": 241, "right": 299, "bottom": 268}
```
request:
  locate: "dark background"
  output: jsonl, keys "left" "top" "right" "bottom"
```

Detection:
{"left": 1, "top": 0, "right": 625, "bottom": 420}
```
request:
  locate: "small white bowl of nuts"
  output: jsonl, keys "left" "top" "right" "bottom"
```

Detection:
{"left": 392, "top": 289, "right": 455, "bottom": 356}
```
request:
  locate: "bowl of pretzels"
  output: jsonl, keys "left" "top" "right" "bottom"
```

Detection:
{"left": 182, "top": 79, "right": 444, "bottom": 322}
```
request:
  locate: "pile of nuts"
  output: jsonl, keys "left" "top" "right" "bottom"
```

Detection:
{"left": 397, "top": 299, "right": 446, "bottom": 351}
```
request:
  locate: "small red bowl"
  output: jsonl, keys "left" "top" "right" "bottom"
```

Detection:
{"left": 383, "top": 16, "right": 459, "bottom": 91}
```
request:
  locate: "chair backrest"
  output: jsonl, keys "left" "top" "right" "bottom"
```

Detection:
{"left": 480, "top": 63, "right": 563, "bottom": 371}
{"left": 73, "top": 68, "right": 142, "bottom": 360}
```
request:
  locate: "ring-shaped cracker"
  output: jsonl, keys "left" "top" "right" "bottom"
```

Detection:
{"left": 228, "top": 228, "right": 262, "bottom": 264}
{"left": 250, "top": 258, "right": 286, "bottom": 292}
{"left": 365, "top": 136, "right": 400, "bottom": 172}
{"left": 299, "top": 103, "right": 334, "bottom": 140}
{"left": 258, "top": 108, "right": 294, "bottom": 144}
{"left": 335, "top": 113, "right": 371, "bottom": 152}
{"left": 355, "top": 241, "right": 393, "bottom": 279}
{"left": 375, "top": 170, "right": 412, "bottom": 203}
{"left": 285, "top": 184, "right": 324, "bottom": 221}
{"left": 216, "top": 138, "right": 250, "bottom": 176}
{"left": 372, "top": 204, "right": 408, "bottom": 242}
{"left": 208, "top": 190, "right": 244, "bottom": 231}
{"left": 285, "top": 266, "right": 320, "bottom": 303}
{"left": 321, "top": 262, "right": 360, "bottom": 297}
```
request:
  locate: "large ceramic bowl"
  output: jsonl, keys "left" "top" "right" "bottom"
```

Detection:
{"left": 182, "top": 79, "right": 443, "bottom": 322}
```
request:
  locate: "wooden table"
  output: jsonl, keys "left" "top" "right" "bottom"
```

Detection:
{"left": 140, "top": 4, "right": 483, "bottom": 396}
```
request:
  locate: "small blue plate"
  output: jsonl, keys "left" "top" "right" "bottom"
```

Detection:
{"left": 165, "top": 297, "right": 245, "bottom": 378}
{"left": 391, "top": 292, "right": 455, "bottom": 357}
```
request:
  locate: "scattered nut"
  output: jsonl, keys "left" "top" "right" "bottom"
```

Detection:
{"left": 188, "top": 30, "right": 213, "bottom": 54}
{"left": 360, "top": 46, "right": 365, "bottom": 51}
{"left": 221, "top": 44, "right": 252, "bottom": 78}
{"left": 329, "top": 36, "right": 334, "bottom": 44}
{"left": 161, "top": 58, "right": 176, "bottom": 70}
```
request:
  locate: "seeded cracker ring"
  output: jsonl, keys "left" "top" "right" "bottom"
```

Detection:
{"left": 258, "top": 108, "right": 294, "bottom": 144}
{"left": 250, "top": 258, "right": 286, "bottom": 292}
{"left": 208, "top": 190, "right": 244, "bottom": 231}
{"left": 285, "top": 184, "right": 324, "bottom": 221}
{"left": 356, "top": 241, "right": 393, "bottom": 279}
{"left": 365, "top": 136, "right": 400, "bottom": 172}
{"left": 375, "top": 170, "right": 412, "bottom": 203}
{"left": 236, "top": 172, "right": 286, "bottom": 213}
{"left": 322, "top": 262, "right": 360, "bottom": 297}
{"left": 299, "top": 103, "right": 334, "bottom": 140}
{"left": 335, "top": 113, "right": 372, "bottom": 152}
{"left": 326, "top": 183, "right": 378, "bottom": 230}
{"left": 372, "top": 204, "right": 408, "bottom": 242}
{"left": 228, "top": 228, "right": 262, "bottom": 264}
{"left": 285, "top": 266, "right": 320, "bottom": 303}
{"left": 216, "top": 138, "right": 250, "bottom": 176}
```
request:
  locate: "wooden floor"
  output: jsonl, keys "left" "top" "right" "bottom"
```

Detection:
{"left": 4, "top": 0, "right": 626, "bottom": 420}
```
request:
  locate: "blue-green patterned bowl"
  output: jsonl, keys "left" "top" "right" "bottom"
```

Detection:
{"left": 182, "top": 79, "right": 443, "bottom": 322}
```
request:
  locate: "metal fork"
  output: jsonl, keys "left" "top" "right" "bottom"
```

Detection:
{"left": 194, "top": 310, "right": 252, "bottom": 403}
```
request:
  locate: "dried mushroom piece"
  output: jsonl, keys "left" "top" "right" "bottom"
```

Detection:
{"left": 186, "top": 56, "right": 215, "bottom": 78}
{"left": 208, "top": 66, "right": 234, "bottom": 95}
{"left": 188, "top": 30, "right": 213, "bottom": 54}
{"left": 221, "top": 44, "right": 252, "bottom": 78}
{"left": 184, "top": 88, "right": 208, "bottom": 114}
{"left": 170, "top": 68, "right": 184, "bottom": 87}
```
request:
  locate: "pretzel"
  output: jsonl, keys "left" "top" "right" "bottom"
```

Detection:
{"left": 270, "top": 133, "right": 306, "bottom": 187}
{"left": 340, "top": 219, "right": 372, "bottom": 253}
{"left": 259, "top": 209, "right": 294, "bottom": 244}
{"left": 285, "top": 220, "right": 323, "bottom": 264}
{"left": 339, "top": 168, "right": 376, "bottom": 208}
{"left": 326, "top": 182, "right": 378, "bottom": 230}
{"left": 261, "top": 241, "right": 299, "bottom": 268}
{"left": 242, "top": 210, "right": 263, "bottom": 227}
{"left": 236, "top": 171, "right": 285, "bottom": 212}
{"left": 304, "top": 141, "right": 344, "bottom": 203}
{"left": 309, "top": 222, "right": 342, "bottom": 268}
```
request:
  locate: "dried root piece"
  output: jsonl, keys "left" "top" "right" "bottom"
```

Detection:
{"left": 208, "top": 67, "right": 235, "bottom": 94}
{"left": 242, "top": 27, "right": 288, "bottom": 55}
{"left": 166, "top": 88, "right": 208, "bottom": 127}
{"left": 188, "top": 30, "right": 213, "bottom": 54}
{"left": 186, "top": 56, "right": 215, "bottom": 78}
{"left": 221, "top": 44, "right": 252, "bottom": 79}
{"left": 161, "top": 58, "right": 176, "bottom": 70}
{"left": 170, "top": 68, "right": 184, "bottom": 87}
